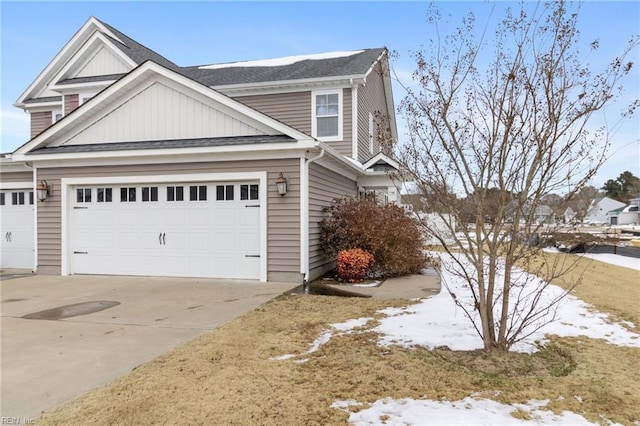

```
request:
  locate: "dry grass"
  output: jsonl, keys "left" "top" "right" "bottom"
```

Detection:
{"left": 39, "top": 256, "right": 639, "bottom": 425}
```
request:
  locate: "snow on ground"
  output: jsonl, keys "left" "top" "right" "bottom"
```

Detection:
{"left": 579, "top": 252, "right": 640, "bottom": 271}
{"left": 199, "top": 50, "right": 363, "bottom": 69}
{"left": 375, "top": 253, "right": 639, "bottom": 354}
{"left": 327, "top": 252, "right": 636, "bottom": 423}
{"left": 335, "top": 397, "right": 611, "bottom": 425}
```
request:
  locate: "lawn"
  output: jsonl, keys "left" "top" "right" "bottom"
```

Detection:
{"left": 39, "top": 253, "right": 639, "bottom": 425}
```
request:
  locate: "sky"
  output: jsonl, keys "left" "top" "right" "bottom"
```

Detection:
{"left": 275, "top": 251, "right": 639, "bottom": 424}
{"left": 1, "top": 1, "right": 638, "bottom": 189}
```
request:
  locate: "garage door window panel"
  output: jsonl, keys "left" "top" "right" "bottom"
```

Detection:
{"left": 0, "top": 193, "right": 5, "bottom": 206}
{"left": 97, "top": 188, "right": 113, "bottom": 203}
{"left": 216, "top": 185, "right": 234, "bottom": 201}
{"left": 120, "top": 187, "right": 136, "bottom": 202}
{"left": 241, "top": 184, "right": 259, "bottom": 201}
{"left": 167, "top": 186, "right": 184, "bottom": 202}
{"left": 12, "top": 192, "right": 26, "bottom": 205}
{"left": 142, "top": 186, "right": 158, "bottom": 202}
{"left": 190, "top": 185, "right": 207, "bottom": 201}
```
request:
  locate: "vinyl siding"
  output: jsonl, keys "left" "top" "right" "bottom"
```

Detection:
{"left": 235, "top": 92, "right": 311, "bottom": 135}
{"left": 235, "top": 88, "right": 353, "bottom": 157}
{"left": 65, "top": 94, "right": 79, "bottom": 115}
{"left": 35, "top": 159, "right": 301, "bottom": 280}
{"left": 30, "top": 111, "right": 52, "bottom": 138}
{"left": 0, "top": 171, "right": 32, "bottom": 183}
{"left": 308, "top": 162, "right": 357, "bottom": 280}
{"left": 74, "top": 46, "right": 131, "bottom": 78}
{"left": 357, "top": 62, "right": 388, "bottom": 162}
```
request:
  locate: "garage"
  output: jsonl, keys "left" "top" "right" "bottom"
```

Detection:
{"left": 68, "top": 180, "right": 262, "bottom": 279}
{"left": 0, "top": 187, "right": 35, "bottom": 270}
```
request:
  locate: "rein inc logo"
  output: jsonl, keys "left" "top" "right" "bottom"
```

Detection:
{"left": 1, "top": 418, "right": 34, "bottom": 425}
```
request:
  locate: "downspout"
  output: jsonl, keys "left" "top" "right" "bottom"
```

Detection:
{"left": 301, "top": 147, "right": 325, "bottom": 289}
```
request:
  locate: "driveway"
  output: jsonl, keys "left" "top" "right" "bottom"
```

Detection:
{"left": 0, "top": 274, "right": 296, "bottom": 419}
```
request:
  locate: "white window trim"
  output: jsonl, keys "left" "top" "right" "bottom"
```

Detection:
{"left": 78, "top": 92, "right": 96, "bottom": 105}
{"left": 51, "top": 107, "right": 63, "bottom": 123}
{"left": 311, "top": 89, "right": 343, "bottom": 142}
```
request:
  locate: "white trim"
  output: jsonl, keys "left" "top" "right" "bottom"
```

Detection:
{"left": 351, "top": 85, "right": 358, "bottom": 160}
{"left": 32, "top": 168, "right": 38, "bottom": 271}
{"left": 362, "top": 152, "right": 400, "bottom": 171}
{"left": 61, "top": 171, "right": 268, "bottom": 281}
{"left": 15, "top": 17, "right": 126, "bottom": 107}
{"left": 16, "top": 142, "right": 315, "bottom": 164}
{"left": 50, "top": 80, "right": 117, "bottom": 93}
{"left": 50, "top": 32, "right": 136, "bottom": 86}
{"left": 21, "top": 99, "right": 63, "bottom": 109}
{"left": 0, "top": 181, "right": 33, "bottom": 190}
{"left": 311, "top": 89, "right": 343, "bottom": 142}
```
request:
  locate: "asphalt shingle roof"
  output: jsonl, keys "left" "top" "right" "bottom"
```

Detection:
{"left": 181, "top": 48, "right": 386, "bottom": 86}
{"left": 26, "top": 135, "right": 296, "bottom": 155}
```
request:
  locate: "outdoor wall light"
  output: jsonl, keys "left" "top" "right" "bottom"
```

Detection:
{"left": 275, "top": 173, "right": 288, "bottom": 197}
{"left": 36, "top": 180, "right": 50, "bottom": 202}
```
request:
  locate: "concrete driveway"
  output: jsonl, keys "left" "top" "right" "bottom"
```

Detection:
{"left": 0, "top": 274, "right": 296, "bottom": 419}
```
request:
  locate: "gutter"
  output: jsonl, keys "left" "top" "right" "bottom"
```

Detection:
{"left": 300, "top": 147, "right": 325, "bottom": 287}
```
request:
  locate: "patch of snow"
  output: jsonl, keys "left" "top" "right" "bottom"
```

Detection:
{"left": 579, "top": 253, "right": 640, "bottom": 271}
{"left": 307, "top": 330, "right": 333, "bottom": 354}
{"left": 341, "top": 397, "right": 605, "bottom": 425}
{"left": 199, "top": 50, "right": 364, "bottom": 69}
{"left": 375, "top": 253, "right": 640, "bottom": 353}
{"left": 331, "top": 317, "right": 373, "bottom": 332}
{"left": 542, "top": 247, "right": 561, "bottom": 253}
{"left": 269, "top": 354, "right": 296, "bottom": 361}
{"left": 352, "top": 282, "right": 380, "bottom": 288}
{"left": 330, "top": 399, "right": 363, "bottom": 410}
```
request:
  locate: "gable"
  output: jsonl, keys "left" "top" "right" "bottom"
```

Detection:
{"left": 13, "top": 61, "right": 315, "bottom": 158}
{"left": 53, "top": 77, "right": 274, "bottom": 146}
{"left": 74, "top": 45, "right": 131, "bottom": 78}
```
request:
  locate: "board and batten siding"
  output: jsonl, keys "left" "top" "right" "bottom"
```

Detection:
{"left": 35, "top": 158, "right": 301, "bottom": 282}
{"left": 0, "top": 171, "right": 32, "bottom": 183}
{"left": 64, "top": 94, "right": 79, "bottom": 115}
{"left": 357, "top": 62, "right": 388, "bottom": 162}
{"left": 74, "top": 46, "right": 131, "bottom": 78}
{"left": 30, "top": 111, "right": 52, "bottom": 138}
{"left": 235, "top": 88, "right": 353, "bottom": 158}
{"left": 59, "top": 81, "right": 270, "bottom": 146}
{"left": 307, "top": 162, "right": 357, "bottom": 281}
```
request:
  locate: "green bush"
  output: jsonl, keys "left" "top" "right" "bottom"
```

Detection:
{"left": 337, "top": 248, "right": 375, "bottom": 283}
{"left": 320, "top": 198, "right": 427, "bottom": 277}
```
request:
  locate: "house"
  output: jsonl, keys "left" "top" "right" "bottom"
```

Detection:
{"left": 583, "top": 197, "right": 626, "bottom": 225}
{"left": 607, "top": 198, "right": 640, "bottom": 225}
{"left": 563, "top": 206, "right": 577, "bottom": 224}
{"left": 0, "top": 17, "right": 400, "bottom": 283}
{"left": 533, "top": 205, "right": 555, "bottom": 224}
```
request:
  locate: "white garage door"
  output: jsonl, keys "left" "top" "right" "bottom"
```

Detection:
{"left": 0, "top": 189, "right": 35, "bottom": 269}
{"left": 70, "top": 182, "right": 261, "bottom": 279}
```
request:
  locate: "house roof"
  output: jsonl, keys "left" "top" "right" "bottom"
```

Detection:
{"left": 181, "top": 48, "right": 386, "bottom": 87}
{"left": 96, "top": 19, "right": 182, "bottom": 72}
{"left": 26, "top": 135, "right": 295, "bottom": 155}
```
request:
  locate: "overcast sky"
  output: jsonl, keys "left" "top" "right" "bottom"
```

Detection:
{"left": 1, "top": 1, "right": 638, "bottom": 188}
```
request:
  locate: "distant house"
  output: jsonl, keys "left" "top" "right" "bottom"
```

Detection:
{"left": 607, "top": 198, "right": 640, "bottom": 225}
{"left": 583, "top": 197, "right": 625, "bottom": 224}
{"left": 534, "top": 205, "right": 555, "bottom": 224}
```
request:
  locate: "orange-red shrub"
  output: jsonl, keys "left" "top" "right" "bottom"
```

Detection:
{"left": 337, "top": 248, "right": 374, "bottom": 283}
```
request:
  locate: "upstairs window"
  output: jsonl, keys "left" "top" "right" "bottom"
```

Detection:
{"left": 312, "top": 90, "right": 342, "bottom": 141}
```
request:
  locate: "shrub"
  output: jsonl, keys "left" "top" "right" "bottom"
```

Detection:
{"left": 320, "top": 198, "right": 427, "bottom": 277}
{"left": 337, "top": 248, "right": 374, "bottom": 283}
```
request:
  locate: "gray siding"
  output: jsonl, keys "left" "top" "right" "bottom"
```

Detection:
{"left": 30, "top": 111, "right": 52, "bottom": 138}
{"left": 357, "top": 62, "right": 388, "bottom": 162}
{"left": 0, "top": 171, "right": 32, "bottom": 183}
{"left": 235, "top": 88, "right": 353, "bottom": 158}
{"left": 64, "top": 94, "right": 79, "bottom": 115}
{"left": 308, "top": 162, "right": 357, "bottom": 280}
{"left": 235, "top": 92, "right": 311, "bottom": 135}
{"left": 35, "top": 159, "right": 301, "bottom": 281}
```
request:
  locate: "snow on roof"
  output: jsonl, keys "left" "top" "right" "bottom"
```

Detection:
{"left": 198, "top": 50, "right": 364, "bottom": 70}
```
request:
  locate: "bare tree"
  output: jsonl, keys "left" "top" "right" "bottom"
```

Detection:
{"left": 395, "top": 1, "right": 638, "bottom": 350}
